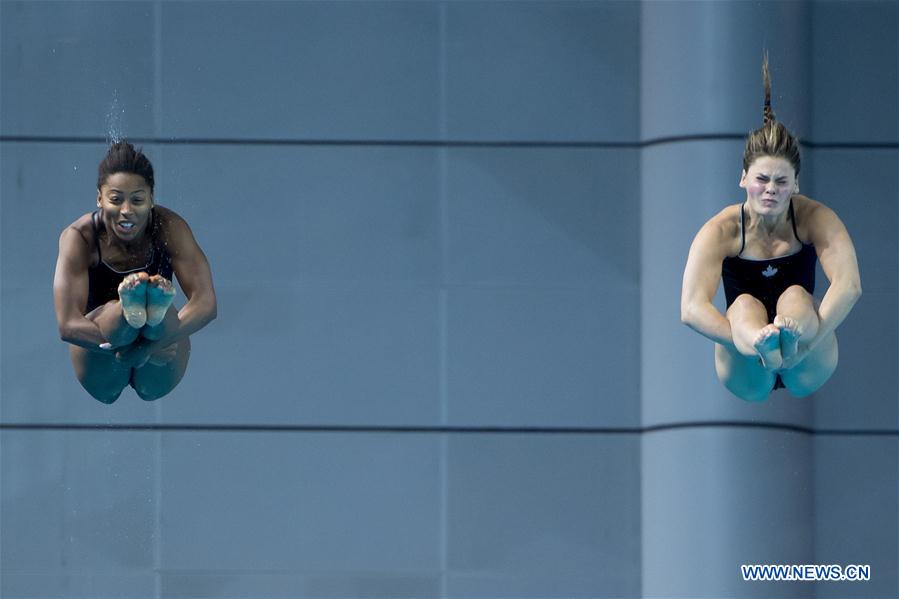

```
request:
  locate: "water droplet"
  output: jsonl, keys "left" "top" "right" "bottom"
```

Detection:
{"left": 106, "top": 89, "right": 125, "bottom": 144}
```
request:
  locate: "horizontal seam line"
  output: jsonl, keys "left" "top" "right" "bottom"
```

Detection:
{"left": 1, "top": 134, "right": 897, "bottom": 150}
{"left": 1, "top": 422, "right": 896, "bottom": 436}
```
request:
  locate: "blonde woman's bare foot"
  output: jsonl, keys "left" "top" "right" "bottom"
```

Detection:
{"left": 146, "top": 275, "right": 176, "bottom": 327}
{"left": 118, "top": 272, "right": 149, "bottom": 328}
{"left": 753, "top": 324, "right": 783, "bottom": 370}
{"left": 774, "top": 314, "right": 802, "bottom": 363}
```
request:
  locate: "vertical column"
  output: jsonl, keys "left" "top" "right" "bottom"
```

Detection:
{"left": 640, "top": 2, "right": 814, "bottom": 597}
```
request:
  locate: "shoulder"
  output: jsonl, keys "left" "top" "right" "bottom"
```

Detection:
{"left": 792, "top": 195, "right": 845, "bottom": 242}
{"left": 692, "top": 203, "right": 742, "bottom": 257}
{"left": 59, "top": 212, "right": 96, "bottom": 250}
{"left": 63, "top": 211, "right": 95, "bottom": 236}
{"left": 153, "top": 205, "right": 203, "bottom": 258}
{"left": 153, "top": 205, "right": 187, "bottom": 229}
{"left": 57, "top": 212, "right": 96, "bottom": 267}
{"left": 792, "top": 194, "right": 825, "bottom": 220}
{"left": 153, "top": 205, "right": 193, "bottom": 240}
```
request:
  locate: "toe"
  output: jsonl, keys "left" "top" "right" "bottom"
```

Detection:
{"left": 121, "top": 274, "right": 139, "bottom": 290}
{"left": 781, "top": 317, "right": 799, "bottom": 336}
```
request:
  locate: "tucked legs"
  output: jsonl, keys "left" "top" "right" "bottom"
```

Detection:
{"left": 774, "top": 286, "right": 838, "bottom": 397}
{"left": 714, "top": 286, "right": 839, "bottom": 401}
{"left": 70, "top": 273, "right": 186, "bottom": 403}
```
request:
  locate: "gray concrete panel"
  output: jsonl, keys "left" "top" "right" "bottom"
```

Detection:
{"left": 813, "top": 290, "right": 898, "bottom": 431}
{"left": 815, "top": 436, "right": 899, "bottom": 598}
{"left": 157, "top": 572, "right": 439, "bottom": 599}
{"left": 802, "top": 149, "right": 898, "bottom": 295}
{"left": 162, "top": 281, "right": 441, "bottom": 425}
{"left": 804, "top": 149, "right": 898, "bottom": 429}
{"left": 130, "top": 144, "right": 443, "bottom": 287}
{"left": 0, "top": 1, "right": 156, "bottom": 139}
{"left": 640, "top": 0, "right": 811, "bottom": 141}
{"left": 446, "top": 284, "right": 639, "bottom": 427}
{"left": 444, "top": 1, "right": 639, "bottom": 142}
{"left": 0, "top": 430, "right": 159, "bottom": 598}
{"left": 160, "top": 1, "right": 441, "bottom": 140}
{"left": 160, "top": 433, "right": 442, "bottom": 575}
{"left": 446, "top": 148, "right": 639, "bottom": 287}
{"left": 642, "top": 427, "right": 814, "bottom": 599}
{"left": 810, "top": 1, "right": 899, "bottom": 143}
{"left": 446, "top": 434, "right": 640, "bottom": 598}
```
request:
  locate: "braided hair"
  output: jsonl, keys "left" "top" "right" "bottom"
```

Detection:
{"left": 742, "top": 53, "right": 801, "bottom": 176}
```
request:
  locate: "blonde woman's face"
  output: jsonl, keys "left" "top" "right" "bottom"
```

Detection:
{"left": 739, "top": 156, "right": 798, "bottom": 217}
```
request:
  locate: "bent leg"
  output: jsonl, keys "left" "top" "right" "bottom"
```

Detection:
{"left": 727, "top": 294, "right": 783, "bottom": 369}
{"left": 773, "top": 285, "right": 838, "bottom": 396}
{"left": 715, "top": 295, "right": 778, "bottom": 401}
{"left": 69, "top": 345, "right": 132, "bottom": 404}
{"left": 130, "top": 337, "right": 191, "bottom": 401}
{"left": 780, "top": 332, "right": 838, "bottom": 397}
{"left": 86, "top": 300, "right": 140, "bottom": 348}
{"left": 715, "top": 343, "right": 776, "bottom": 402}
{"left": 140, "top": 303, "right": 179, "bottom": 342}
{"left": 774, "top": 285, "right": 819, "bottom": 361}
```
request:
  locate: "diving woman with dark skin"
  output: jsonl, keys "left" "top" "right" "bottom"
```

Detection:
{"left": 54, "top": 142, "right": 217, "bottom": 403}
{"left": 681, "top": 58, "right": 861, "bottom": 401}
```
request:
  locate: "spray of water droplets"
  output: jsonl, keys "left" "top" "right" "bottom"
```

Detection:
{"left": 105, "top": 89, "right": 127, "bottom": 145}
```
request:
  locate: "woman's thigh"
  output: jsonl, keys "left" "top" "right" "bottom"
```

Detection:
{"left": 130, "top": 337, "right": 191, "bottom": 401}
{"left": 715, "top": 343, "right": 777, "bottom": 402}
{"left": 780, "top": 332, "right": 838, "bottom": 397}
{"left": 69, "top": 345, "right": 132, "bottom": 404}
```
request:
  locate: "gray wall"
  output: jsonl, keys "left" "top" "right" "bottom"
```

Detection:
{"left": 0, "top": 1, "right": 895, "bottom": 598}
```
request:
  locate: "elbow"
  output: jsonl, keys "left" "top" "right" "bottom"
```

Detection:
{"left": 843, "top": 280, "right": 862, "bottom": 302}
{"left": 187, "top": 295, "right": 217, "bottom": 325}
{"left": 206, "top": 299, "right": 218, "bottom": 323}
{"left": 680, "top": 304, "right": 694, "bottom": 327}
{"left": 58, "top": 323, "right": 73, "bottom": 344}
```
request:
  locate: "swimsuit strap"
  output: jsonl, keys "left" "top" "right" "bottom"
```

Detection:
{"left": 91, "top": 210, "right": 103, "bottom": 262}
{"left": 788, "top": 198, "right": 801, "bottom": 243}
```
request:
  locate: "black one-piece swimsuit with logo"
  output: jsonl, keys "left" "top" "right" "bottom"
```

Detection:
{"left": 721, "top": 199, "right": 817, "bottom": 390}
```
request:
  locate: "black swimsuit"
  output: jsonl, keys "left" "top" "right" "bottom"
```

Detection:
{"left": 85, "top": 208, "right": 173, "bottom": 313}
{"left": 721, "top": 199, "right": 817, "bottom": 390}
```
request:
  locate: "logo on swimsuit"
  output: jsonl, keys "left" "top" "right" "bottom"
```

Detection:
{"left": 762, "top": 265, "right": 778, "bottom": 277}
